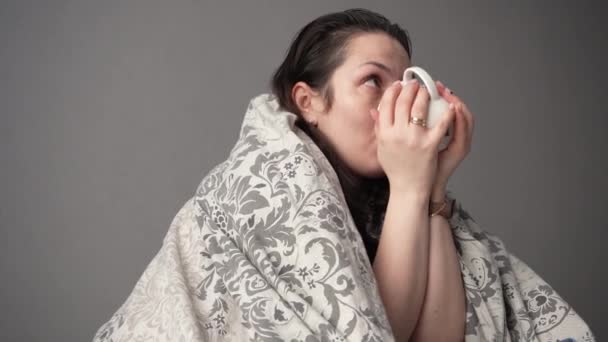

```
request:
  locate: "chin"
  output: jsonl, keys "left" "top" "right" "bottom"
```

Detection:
{"left": 355, "top": 161, "right": 386, "bottom": 179}
{"left": 367, "top": 168, "right": 387, "bottom": 179}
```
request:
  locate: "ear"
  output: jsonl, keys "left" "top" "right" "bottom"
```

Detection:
{"left": 292, "top": 81, "right": 324, "bottom": 123}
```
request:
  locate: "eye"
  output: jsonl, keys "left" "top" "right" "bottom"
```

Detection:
{"left": 364, "top": 74, "right": 382, "bottom": 88}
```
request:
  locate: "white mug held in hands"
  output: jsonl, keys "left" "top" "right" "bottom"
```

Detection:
{"left": 401, "top": 66, "right": 454, "bottom": 152}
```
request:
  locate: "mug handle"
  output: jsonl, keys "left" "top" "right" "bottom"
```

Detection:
{"left": 403, "top": 66, "right": 440, "bottom": 100}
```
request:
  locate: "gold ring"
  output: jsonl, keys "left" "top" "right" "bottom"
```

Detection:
{"left": 410, "top": 116, "right": 427, "bottom": 127}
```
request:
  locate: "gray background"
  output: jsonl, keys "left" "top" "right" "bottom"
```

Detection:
{"left": 1, "top": 1, "right": 605, "bottom": 341}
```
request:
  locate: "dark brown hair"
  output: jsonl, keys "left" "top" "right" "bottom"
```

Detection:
{"left": 269, "top": 8, "right": 412, "bottom": 261}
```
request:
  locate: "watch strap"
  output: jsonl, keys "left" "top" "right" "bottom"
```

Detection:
{"left": 429, "top": 196, "right": 454, "bottom": 219}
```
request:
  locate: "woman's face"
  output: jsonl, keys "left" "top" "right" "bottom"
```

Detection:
{"left": 303, "top": 32, "right": 411, "bottom": 178}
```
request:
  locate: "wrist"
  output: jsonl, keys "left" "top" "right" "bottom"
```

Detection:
{"left": 429, "top": 194, "right": 455, "bottom": 219}
{"left": 388, "top": 188, "right": 430, "bottom": 206}
{"left": 431, "top": 185, "right": 447, "bottom": 202}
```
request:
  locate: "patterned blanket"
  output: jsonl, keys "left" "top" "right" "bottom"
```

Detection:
{"left": 93, "top": 93, "right": 595, "bottom": 341}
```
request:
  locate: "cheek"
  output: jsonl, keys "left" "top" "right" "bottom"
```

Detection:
{"left": 329, "top": 88, "right": 378, "bottom": 146}
{"left": 342, "top": 108, "right": 375, "bottom": 143}
{"left": 336, "top": 97, "right": 377, "bottom": 145}
{"left": 341, "top": 93, "right": 376, "bottom": 128}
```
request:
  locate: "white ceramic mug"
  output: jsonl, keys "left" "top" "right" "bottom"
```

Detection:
{"left": 402, "top": 66, "right": 454, "bottom": 152}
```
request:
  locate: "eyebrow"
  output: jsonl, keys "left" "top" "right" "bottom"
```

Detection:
{"left": 359, "top": 61, "right": 394, "bottom": 75}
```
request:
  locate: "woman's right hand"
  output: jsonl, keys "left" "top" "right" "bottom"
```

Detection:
{"left": 370, "top": 79, "right": 456, "bottom": 196}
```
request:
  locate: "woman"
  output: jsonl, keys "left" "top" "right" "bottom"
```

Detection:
{"left": 271, "top": 10, "right": 467, "bottom": 341}
{"left": 93, "top": 8, "right": 595, "bottom": 342}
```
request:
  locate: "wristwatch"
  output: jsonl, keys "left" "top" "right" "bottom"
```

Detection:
{"left": 429, "top": 196, "right": 454, "bottom": 219}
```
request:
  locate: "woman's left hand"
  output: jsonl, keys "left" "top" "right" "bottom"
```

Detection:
{"left": 430, "top": 81, "right": 475, "bottom": 201}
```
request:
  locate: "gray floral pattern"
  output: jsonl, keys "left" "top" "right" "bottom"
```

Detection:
{"left": 92, "top": 93, "right": 595, "bottom": 341}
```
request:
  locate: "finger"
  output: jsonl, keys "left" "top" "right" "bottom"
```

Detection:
{"left": 453, "top": 102, "right": 473, "bottom": 142}
{"left": 436, "top": 81, "right": 462, "bottom": 104}
{"left": 437, "top": 81, "right": 470, "bottom": 135}
{"left": 377, "top": 80, "right": 402, "bottom": 130}
{"left": 460, "top": 102, "right": 475, "bottom": 139}
{"left": 394, "top": 79, "right": 419, "bottom": 127}
{"left": 453, "top": 103, "right": 468, "bottom": 151}
{"left": 436, "top": 81, "right": 447, "bottom": 95}
{"left": 409, "top": 82, "right": 430, "bottom": 129}
{"left": 432, "top": 102, "right": 456, "bottom": 143}
{"left": 445, "top": 93, "right": 463, "bottom": 106}
{"left": 436, "top": 81, "right": 450, "bottom": 98}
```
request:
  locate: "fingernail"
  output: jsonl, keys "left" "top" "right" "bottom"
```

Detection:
{"left": 404, "top": 79, "right": 417, "bottom": 87}
{"left": 392, "top": 80, "right": 401, "bottom": 87}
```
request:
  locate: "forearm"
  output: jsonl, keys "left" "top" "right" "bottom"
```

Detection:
{"left": 409, "top": 214, "right": 466, "bottom": 342}
{"left": 372, "top": 191, "right": 430, "bottom": 342}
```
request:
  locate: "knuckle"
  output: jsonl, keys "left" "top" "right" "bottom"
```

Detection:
{"left": 412, "top": 94, "right": 426, "bottom": 107}
{"left": 394, "top": 93, "right": 408, "bottom": 112}
{"left": 390, "top": 84, "right": 402, "bottom": 95}
{"left": 407, "top": 82, "right": 419, "bottom": 95}
{"left": 411, "top": 106, "right": 423, "bottom": 118}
